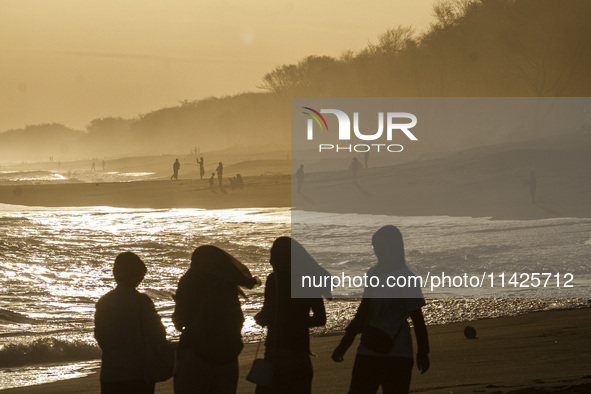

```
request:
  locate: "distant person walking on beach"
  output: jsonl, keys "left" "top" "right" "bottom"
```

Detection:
{"left": 171, "top": 159, "right": 181, "bottom": 181}
{"left": 172, "top": 246, "right": 259, "bottom": 393}
{"left": 332, "top": 226, "right": 430, "bottom": 394}
{"left": 296, "top": 164, "right": 305, "bottom": 194}
{"left": 525, "top": 170, "right": 537, "bottom": 203}
{"left": 350, "top": 157, "right": 361, "bottom": 184}
{"left": 254, "top": 237, "right": 327, "bottom": 394}
{"left": 91, "top": 161, "right": 96, "bottom": 171}
{"left": 95, "top": 252, "right": 171, "bottom": 394}
{"left": 216, "top": 162, "right": 224, "bottom": 187}
{"left": 198, "top": 157, "right": 205, "bottom": 180}
{"left": 209, "top": 172, "right": 215, "bottom": 191}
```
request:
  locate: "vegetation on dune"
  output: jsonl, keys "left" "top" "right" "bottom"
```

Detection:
{"left": 2, "top": 0, "right": 590, "bottom": 162}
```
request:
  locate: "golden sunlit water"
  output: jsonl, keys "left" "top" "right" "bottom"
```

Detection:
{"left": 0, "top": 204, "right": 589, "bottom": 389}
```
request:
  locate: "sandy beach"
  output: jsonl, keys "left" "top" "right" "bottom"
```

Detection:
{"left": 1, "top": 132, "right": 590, "bottom": 220}
{"left": 0, "top": 175, "right": 291, "bottom": 210}
{"left": 3, "top": 307, "right": 590, "bottom": 393}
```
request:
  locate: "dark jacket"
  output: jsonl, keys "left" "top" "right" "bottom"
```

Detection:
{"left": 95, "top": 286, "right": 167, "bottom": 382}
{"left": 255, "top": 272, "right": 326, "bottom": 353}
{"left": 172, "top": 269, "right": 245, "bottom": 364}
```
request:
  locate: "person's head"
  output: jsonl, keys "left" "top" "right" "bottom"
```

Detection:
{"left": 270, "top": 236, "right": 292, "bottom": 272}
{"left": 113, "top": 252, "right": 147, "bottom": 287}
{"left": 300, "top": 164, "right": 304, "bottom": 169}
{"left": 175, "top": 158, "right": 179, "bottom": 161}
{"left": 190, "top": 245, "right": 259, "bottom": 289}
{"left": 372, "top": 225, "right": 405, "bottom": 267}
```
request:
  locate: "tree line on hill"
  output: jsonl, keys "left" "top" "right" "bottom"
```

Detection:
{"left": 2, "top": 0, "right": 590, "bottom": 163}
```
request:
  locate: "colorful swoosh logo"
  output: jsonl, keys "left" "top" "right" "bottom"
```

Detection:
{"left": 302, "top": 107, "right": 329, "bottom": 131}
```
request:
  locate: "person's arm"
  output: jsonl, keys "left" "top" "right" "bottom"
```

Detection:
{"left": 141, "top": 294, "right": 168, "bottom": 346}
{"left": 409, "top": 308, "right": 430, "bottom": 374}
{"left": 332, "top": 298, "right": 370, "bottom": 362}
{"left": 172, "top": 276, "right": 192, "bottom": 331}
{"left": 254, "top": 274, "right": 275, "bottom": 327}
{"left": 94, "top": 300, "right": 106, "bottom": 348}
{"left": 307, "top": 298, "right": 326, "bottom": 328}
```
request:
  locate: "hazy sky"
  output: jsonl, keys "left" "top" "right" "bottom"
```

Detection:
{"left": 1, "top": 0, "right": 435, "bottom": 132}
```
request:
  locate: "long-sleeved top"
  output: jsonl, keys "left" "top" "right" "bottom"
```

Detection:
{"left": 172, "top": 269, "right": 245, "bottom": 364}
{"left": 338, "top": 265, "right": 429, "bottom": 359}
{"left": 95, "top": 285, "right": 167, "bottom": 382}
{"left": 255, "top": 271, "right": 326, "bottom": 354}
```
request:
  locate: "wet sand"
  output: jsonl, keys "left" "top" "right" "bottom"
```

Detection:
{"left": 0, "top": 175, "right": 291, "bottom": 210}
{"left": 4, "top": 308, "right": 591, "bottom": 393}
{"left": 2, "top": 134, "right": 591, "bottom": 220}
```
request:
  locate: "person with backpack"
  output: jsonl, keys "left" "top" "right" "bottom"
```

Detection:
{"left": 332, "top": 226, "right": 430, "bottom": 394}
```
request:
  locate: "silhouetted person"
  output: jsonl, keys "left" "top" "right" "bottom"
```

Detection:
{"left": 216, "top": 162, "right": 223, "bottom": 187}
{"left": 295, "top": 164, "right": 305, "bottom": 194}
{"left": 254, "top": 237, "right": 327, "bottom": 394}
{"left": 235, "top": 173, "right": 244, "bottom": 189}
{"left": 171, "top": 159, "right": 180, "bottom": 181}
{"left": 92, "top": 161, "right": 96, "bottom": 171}
{"left": 95, "top": 252, "right": 168, "bottom": 394}
{"left": 350, "top": 157, "right": 361, "bottom": 184}
{"left": 525, "top": 170, "right": 537, "bottom": 203}
{"left": 209, "top": 172, "right": 215, "bottom": 191}
{"left": 173, "top": 246, "right": 259, "bottom": 393}
{"left": 332, "top": 226, "right": 430, "bottom": 394}
{"left": 198, "top": 157, "right": 205, "bottom": 180}
{"left": 364, "top": 152, "right": 369, "bottom": 169}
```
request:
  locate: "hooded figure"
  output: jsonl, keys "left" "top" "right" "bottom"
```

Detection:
{"left": 173, "top": 245, "right": 259, "bottom": 393}
{"left": 332, "top": 226, "right": 430, "bottom": 394}
{"left": 254, "top": 237, "right": 327, "bottom": 394}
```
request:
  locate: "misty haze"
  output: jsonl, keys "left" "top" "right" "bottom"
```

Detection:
{"left": 1, "top": 1, "right": 591, "bottom": 393}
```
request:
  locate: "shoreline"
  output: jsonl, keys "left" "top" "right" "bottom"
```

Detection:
{"left": 3, "top": 308, "right": 591, "bottom": 393}
{"left": 0, "top": 176, "right": 291, "bottom": 211}
{"left": 0, "top": 174, "right": 590, "bottom": 221}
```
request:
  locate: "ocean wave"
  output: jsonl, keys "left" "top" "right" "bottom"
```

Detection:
{"left": 0, "top": 338, "right": 101, "bottom": 368}
{"left": 0, "top": 170, "right": 68, "bottom": 184}
{"left": 0, "top": 309, "right": 36, "bottom": 325}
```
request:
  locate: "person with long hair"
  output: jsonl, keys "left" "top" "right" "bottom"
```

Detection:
{"left": 254, "top": 237, "right": 327, "bottom": 394}
{"left": 172, "top": 245, "right": 259, "bottom": 393}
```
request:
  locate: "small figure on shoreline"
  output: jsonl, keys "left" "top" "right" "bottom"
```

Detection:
{"left": 198, "top": 157, "right": 205, "bottom": 180}
{"left": 171, "top": 158, "right": 181, "bottom": 181}
{"left": 216, "top": 162, "right": 224, "bottom": 188}
{"left": 296, "top": 164, "right": 305, "bottom": 194}
{"left": 524, "top": 170, "right": 537, "bottom": 203}
{"left": 209, "top": 172, "right": 215, "bottom": 191}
